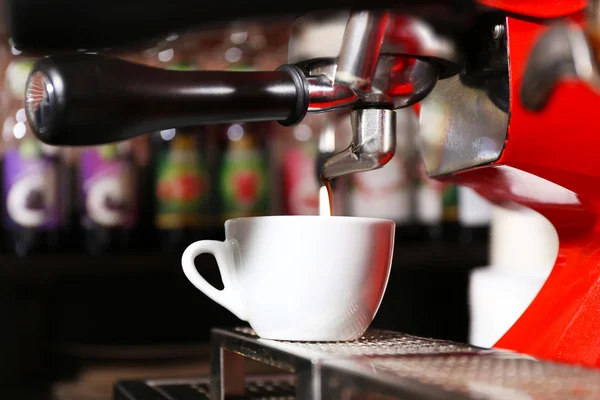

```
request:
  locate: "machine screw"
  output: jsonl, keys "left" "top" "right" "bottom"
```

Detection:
{"left": 493, "top": 24, "right": 505, "bottom": 40}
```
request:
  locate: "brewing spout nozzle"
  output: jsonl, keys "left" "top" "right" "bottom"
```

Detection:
{"left": 321, "top": 108, "right": 396, "bottom": 180}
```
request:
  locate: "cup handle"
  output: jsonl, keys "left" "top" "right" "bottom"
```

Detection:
{"left": 181, "top": 240, "right": 246, "bottom": 321}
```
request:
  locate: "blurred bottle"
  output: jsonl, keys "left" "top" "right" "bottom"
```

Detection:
{"left": 442, "top": 183, "right": 459, "bottom": 240}
{"left": 218, "top": 124, "right": 269, "bottom": 220}
{"left": 458, "top": 186, "right": 492, "bottom": 243}
{"left": 203, "top": 22, "right": 266, "bottom": 71}
{"left": 2, "top": 57, "right": 71, "bottom": 255}
{"left": 0, "top": 35, "right": 9, "bottom": 158}
{"left": 414, "top": 159, "right": 443, "bottom": 240}
{"left": 211, "top": 25, "right": 271, "bottom": 221}
{"left": 142, "top": 31, "right": 205, "bottom": 69}
{"left": 153, "top": 127, "right": 216, "bottom": 253}
{"left": 79, "top": 142, "right": 140, "bottom": 254}
{"left": 142, "top": 35, "right": 219, "bottom": 252}
{"left": 347, "top": 109, "right": 417, "bottom": 236}
{"left": 73, "top": 46, "right": 155, "bottom": 254}
{"left": 281, "top": 116, "right": 320, "bottom": 215}
{"left": 131, "top": 134, "right": 154, "bottom": 247}
{"left": 253, "top": 23, "right": 292, "bottom": 216}
{"left": 253, "top": 23, "right": 291, "bottom": 71}
{"left": 0, "top": 34, "right": 9, "bottom": 119}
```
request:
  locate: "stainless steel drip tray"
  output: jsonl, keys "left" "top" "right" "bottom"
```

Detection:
{"left": 211, "top": 328, "right": 600, "bottom": 400}
{"left": 115, "top": 374, "right": 296, "bottom": 400}
{"left": 324, "top": 355, "right": 600, "bottom": 400}
{"left": 231, "top": 327, "right": 482, "bottom": 356}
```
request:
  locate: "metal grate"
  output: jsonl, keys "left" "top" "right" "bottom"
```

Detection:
{"left": 233, "top": 327, "right": 478, "bottom": 356}
{"left": 145, "top": 375, "right": 296, "bottom": 400}
{"left": 225, "top": 328, "right": 600, "bottom": 399}
{"left": 243, "top": 379, "right": 296, "bottom": 399}
{"left": 363, "top": 355, "right": 600, "bottom": 399}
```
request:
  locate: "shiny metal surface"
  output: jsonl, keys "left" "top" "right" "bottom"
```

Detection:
{"left": 233, "top": 327, "right": 479, "bottom": 356}
{"left": 383, "top": 14, "right": 459, "bottom": 76}
{"left": 316, "top": 115, "right": 337, "bottom": 206}
{"left": 289, "top": 11, "right": 458, "bottom": 179}
{"left": 211, "top": 328, "right": 600, "bottom": 400}
{"left": 25, "top": 70, "right": 54, "bottom": 135}
{"left": 419, "top": 75, "right": 509, "bottom": 177}
{"left": 318, "top": 116, "right": 337, "bottom": 156}
{"left": 373, "top": 55, "right": 440, "bottom": 109}
{"left": 288, "top": 11, "right": 458, "bottom": 73}
{"left": 335, "top": 10, "right": 389, "bottom": 92}
{"left": 301, "top": 59, "right": 359, "bottom": 112}
{"left": 302, "top": 55, "right": 439, "bottom": 113}
{"left": 325, "top": 355, "right": 600, "bottom": 399}
{"left": 492, "top": 24, "right": 505, "bottom": 41}
{"left": 307, "top": 75, "right": 358, "bottom": 112}
{"left": 321, "top": 108, "right": 396, "bottom": 179}
{"left": 520, "top": 24, "right": 600, "bottom": 111}
{"left": 373, "top": 355, "right": 600, "bottom": 396}
{"left": 211, "top": 327, "right": 475, "bottom": 400}
{"left": 157, "top": 375, "right": 295, "bottom": 399}
{"left": 320, "top": 362, "right": 464, "bottom": 400}
{"left": 289, "top": 9, "right": 457, "bottom": 110}
{"left": 115, "top": 374, "right": 296, "bottom": 400}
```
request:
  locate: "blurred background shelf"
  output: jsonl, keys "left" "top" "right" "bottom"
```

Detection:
{"left": 0, "top": 236, "right": 488, "bottom": 363}
{"left": 0, "top": 238, "right": 488, "bottom": 279}
{"left": 0, "top": 237, "right": 488, "bottom": 369}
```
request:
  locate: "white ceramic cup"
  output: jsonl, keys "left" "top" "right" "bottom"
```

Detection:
{"left": 181, "top": 216, "right": 395, "bottom": 341}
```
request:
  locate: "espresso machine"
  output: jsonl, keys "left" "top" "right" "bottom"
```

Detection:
{"left": 6, "top": 0, "right": 600, "bottom": 398}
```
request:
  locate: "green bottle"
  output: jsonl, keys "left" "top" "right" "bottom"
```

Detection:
{"left": 218, "top": 124, "right": 269, "bottom": 220}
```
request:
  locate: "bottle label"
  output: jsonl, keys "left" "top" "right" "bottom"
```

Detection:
{"left": 220, "top": 138, "right": 268, "bottom": 218}
{"left": 156, "top": 135, "right": 210, "bottom": 228}
{"left": 3, "top": 138, "right": 61, "bottom": 229}
{"left": 442, "top": 184, "right": 458, "bottom": 222}
{"left": 283, "top": 146, "right": 319, "bottom": 215}
{"left": 349, "top": 154, "right": 411, "bottom": 222}
{"left": 415, "top": 161, "right": 443, "bottom": 224}
{"left": 81, "top": 145, "right": 137, "bottom": 227}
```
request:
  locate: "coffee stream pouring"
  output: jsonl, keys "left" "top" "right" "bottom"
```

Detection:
{"left": 11, "top": 0, "right": 600, "bottom": 369}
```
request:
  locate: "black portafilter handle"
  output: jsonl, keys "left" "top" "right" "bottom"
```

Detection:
{"left": 25, "top": 54, "right": 309, "bottom": 146}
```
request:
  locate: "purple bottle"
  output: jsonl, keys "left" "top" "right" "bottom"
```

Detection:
{"left": 79, "top": 141, "right": 140, "bottom": 254}
{"left": 2, "top": 118, "right": 70, "bottom": 255}
{"left": 2, "top": 58, "right": 71, "bottom": 255}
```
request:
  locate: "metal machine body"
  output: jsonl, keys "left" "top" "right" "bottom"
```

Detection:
{"left": 7, "top": 0, "right": 600, "bottom": 371}
{"left": 115, "top": 327, "right": 600, "bottom": 399}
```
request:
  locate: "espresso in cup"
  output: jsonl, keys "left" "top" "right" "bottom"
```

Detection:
{"left": 181, "top": 215, "right": 395, "bottom": 341}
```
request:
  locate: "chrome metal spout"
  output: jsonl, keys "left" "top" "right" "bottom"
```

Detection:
{"left": 321, "top": 108, "right": 396, "bottom": 179}
{"left": 335, "top": 10, "right": 389, "bottom": 93}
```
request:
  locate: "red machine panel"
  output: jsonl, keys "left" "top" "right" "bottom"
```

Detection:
{"left": 479, "top": 0, "right": 586, "bottom": 18}
{"left": 445, "top": 12, "right": 600, "bottom": 368}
